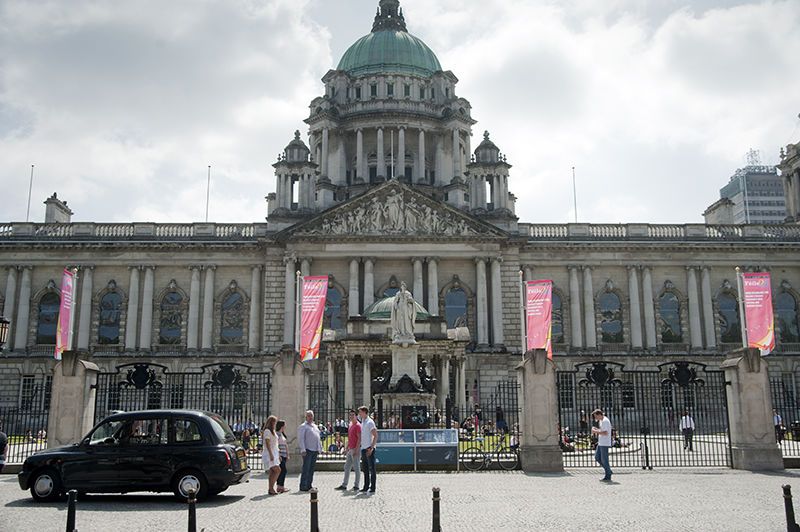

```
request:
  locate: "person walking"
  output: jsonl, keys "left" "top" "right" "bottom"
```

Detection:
{"left": 297, "top": 410, "right": 323, "bottom": 492}
{"left": 276, "top": 420, "right": 290, "bottom": 493}
{"left": 358, "top": 405, "right": 378, "bottom": 493}
{"left": 774, "top": 409, "right": 785, "bottom": 443}
{"left": 262, "top": 416, "right": 281, "bottom": 495}
{"left": 335, "top": 410, "right": 361, "bottom": 491}
{"left": 680, "top": 410, "right": 695, "bottom": 451}
{"left": 591, "top": 409, "right": 613, "bottom": 481}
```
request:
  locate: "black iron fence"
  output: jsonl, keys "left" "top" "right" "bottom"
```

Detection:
{"left": 556, "top": 361, "right": 731, "bottom": 468}
{"left": 0, "top": 373, "right": 51, "bottom": 464}
{"left": 94, "top": 362, "right": 271, "bottom": 470}
{"left": 771, "top": 377, "right": 800, "bottom": 457}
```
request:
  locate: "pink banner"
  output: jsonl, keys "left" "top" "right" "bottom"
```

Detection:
{"left": 55, "top": 268, "right": 77, "bottom": 360}
{"left": 742, "top": 272, "right": 775, "bottom": 355}
{"left": 525, "top": 280, "right": 553, "bottom": 359}
{"left": 299, "top": 276, "right": 328, "bottom": 362}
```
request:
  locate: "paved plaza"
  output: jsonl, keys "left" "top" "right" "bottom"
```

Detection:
{"left": 1, "top": 468, "right": 799, "bottom": 531}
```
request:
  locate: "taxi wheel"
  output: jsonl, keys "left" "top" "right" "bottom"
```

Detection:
{"left": 30, "top": 468, "right": 63, "bottom": 502}
{"left": 172, "top": 469, "right": 208, "bottom": 501}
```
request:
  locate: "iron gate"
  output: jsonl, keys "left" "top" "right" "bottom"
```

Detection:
{"left": 556, "top": 361, "right": 731, "bottom": 468}
{"left": 94, "top": 362, "right": 271, "bottom": 469}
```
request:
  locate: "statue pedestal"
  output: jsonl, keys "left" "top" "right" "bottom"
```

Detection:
{"left": 374, "top": 392, "right": 436, "bottom": 412}
{"left": 389, "top": 343, "right": 420, "bottom": 388}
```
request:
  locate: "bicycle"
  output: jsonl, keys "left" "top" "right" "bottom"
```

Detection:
{"left": 460, "top": 435, "right": 519, "bottom": 471}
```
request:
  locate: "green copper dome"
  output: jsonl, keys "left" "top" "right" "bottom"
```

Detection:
{"left": 338, "top": 30, "right": 442, "bottom": 78}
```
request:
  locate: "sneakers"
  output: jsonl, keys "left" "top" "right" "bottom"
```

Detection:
{"left": 334, "top": 485, "right": 347, "bottom": 491}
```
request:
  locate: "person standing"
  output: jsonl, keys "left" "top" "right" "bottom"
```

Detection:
{"left": 0, "top": 426, "right": 7, "bottom": 474}
{"left": 262, "top": 416, "right": 281, "bottom": 495}
{"left": 297, "top": 410, "right": 323, "bottom": 492}
{"left": 335, "top": 410, "right": 361, "bottom": 491}
{"left": 358, "top": 406, "right": 378, "bottom": 493}
{"left": 591, "top": 409, "right": 613, "bottom": 481}
{"left": 680, "top": 410, "right": 695, "bottom": 451}
{"left": 276, "top": 420, "right": 290, "bottom": 493}
{"left": 774, "top": 409, "right": 784, "bottom": 443}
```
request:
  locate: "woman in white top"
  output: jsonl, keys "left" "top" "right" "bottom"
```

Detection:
{"left": 262, "top": 415, "right": 281, "bottom": 495}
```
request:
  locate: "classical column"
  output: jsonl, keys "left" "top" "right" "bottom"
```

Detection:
{"left": 568, "top": 266, "right": 583, "bottom": 348}
{"left": 201, "top": 265, "right": 216, "bottom": 351}
{"left": 376, "top": 128, "right": 385, "bottom": 179}
{"left": 641, "top": 267, "right": 657, "bottom": 349}
{"left": 76, "top": 266, "right": 93, "bottom": 351}
{"left": 427, "top": 257, "right": 439, "bottom": 315}
{"left": 327, "top": 357, "right": 336, "bottom": 408}
{"left": 344, "top": 356, "right": 354, "bottom": 408}
{"left": 4, "top": 267, "right": 18, "bottom": 347}
{"left": 124, "top": 266, "right": 140, "bottom": 351}
{"left": 275, "top": 172, "right": 284, "bottom": 209}
{"left": 701, "top": 266, "right": 717, "bottom": 349}
{"left": 285, "top": 175, "right": 293, "bottom": 208}
{"left": 418, "top": 129, "right": 426, "bottom": 182}
{"left": 306, "top": 173, "right": 315, "bottom": 210}
{"left": 356, "top": 129, "right": 364, "bottom": 181}
{"left": 627, "top": 266, "right": 643, "bottom": 349}
{"left": 248, "top": 265, "right": 261, "bottom": 352}
{"left": 490, "top": 256, "right": 504, "bottom": 346}
{"left": 362, "top": 355, "right": 372, "bottom": 406}
{"left": 412, "top": 258, "right": 424, "bottom": 302}
{"left": 349, "top": 258, "right": 360, "bottom": 317}
{"left": 452, "top": 129, "right": 461, "bottom": 178}
{"left": 282, "top": 256, "right": 296, "bottom": 346}
{"left": 321, "top": 127, "right": 329, "bottom": 177}
{"left": 435, "top": 135, "right": 444, "bottom": 186}
{"left": 13, "top": 266, "right": 32, "bottom": 351}
{"left": 523, "top": 266, "right": 534, "bottom": 282}
{"left": 687, "top": 266, "right": 703, "bottom": 349}
{"left": 493, "top": 175, "right": 501, "bottom": 208}
{"left": 582, "top": 266, "right": 596, "bottom": 348}
{"left": 138, "top": 266, "right": 155, "bottom": 350}
{"left": 475, "top": 258, "right": 489, "bottom": 346}
{"left": 458, "top": 359, "right": 467, "bottom": 409}
{"left": 397, "top": 127, "right": 405, "bottom": 179}
{"left": 187, "top": 266, "right": 201, "bottom": 350}
{"left": 301, "top": 258, "right": 312, "bottom": 277}
{"left": 363, "top": 258, "right": 375, "bottom": 309}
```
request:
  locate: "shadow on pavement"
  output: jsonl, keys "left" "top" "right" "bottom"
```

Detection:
{"left": 5, "top": 493, "right": 245, "bottom": 511}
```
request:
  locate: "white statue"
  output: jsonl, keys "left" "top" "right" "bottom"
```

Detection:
{"left": 390, "top": 281, "right": 416, "bottom": 344}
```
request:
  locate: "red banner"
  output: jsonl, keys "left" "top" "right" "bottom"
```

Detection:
{"left": 742, "top": 272, "right": 775, "bottom": 355}
{"left": 55, "top": 268, "right": 77, "bottom": 360}
{"left": 525, "top": 280, "right": 553, "bottom": 358}
{"left": 299, "top": 276, "right": 328, "bottom": 362}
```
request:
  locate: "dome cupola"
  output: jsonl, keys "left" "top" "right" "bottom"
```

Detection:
{"left": 474, "top": 131, "right": 501, "bottom": 164}
{"left": 283, "top": 130, "right": 310, "bottom": 163}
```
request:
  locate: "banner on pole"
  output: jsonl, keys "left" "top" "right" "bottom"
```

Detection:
{"left": 299, "top": 276, "right": 328, "bottom": 362}
{"left": 525, "top": 280, "right": 553, "bottom": 358}
{"left": 55, "top": 268, "right": 77, "bottom": 360}
{"left": 742, "top": 272, "right": 775, "bottom": 356}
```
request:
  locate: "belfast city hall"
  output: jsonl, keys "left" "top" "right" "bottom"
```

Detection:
{"left": 2, "top": 0, "right": 800, "bottom": 467}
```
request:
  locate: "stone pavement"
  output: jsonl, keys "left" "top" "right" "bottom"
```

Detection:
{"left": 1, "top": 468, "right": 799, "bottom": 531}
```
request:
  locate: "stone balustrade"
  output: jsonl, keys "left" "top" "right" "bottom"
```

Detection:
{"left": 0, "top": 222, "right": 269, "bottom": 241}
{"left": 518, "top": 222, "right": 800, "bottom": 241}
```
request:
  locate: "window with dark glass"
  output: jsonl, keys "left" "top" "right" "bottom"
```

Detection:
{"left": 658, "top": 292, "right": 682, "bottom": 343}
{"left": 159, "top": 291, "right": 183, "bottom": 344}
{"left": 370, "top": 83, "right": 377, "bottom": 97}
{"left": 552, "top": 293, "right": 564, "bottom": 343}
{"left": 324, "top": 287, "right": 344, "bottom": 330}
{"left": 355, "top": 86, "right": 362, "bottom": 100}
{"left": 599, "top": 292, "right": 623, "bottom": 343}
{"left": 20, "top": 375, "right": 36, "bottom": 411}
{"left": 220, "top": 292, "right": 244, "bottom": 344}
{"left": 445, "top": 288, "right": 468, "bottom": 328}
{"left": 404, "top": 83, "right": 411, "bottom": 97}
{"left": 718, "top": 293, "right": 741, "bottom": 343}
{"left": 386, "top": 83, "right": 394, "bottom": 97}
{"left": 98, "top": 292, "right": 122, "bottom": 345}
{"left": 419, "top": 86, "right": 425, "bottom": 99}
{"left": 776, "top": 292, "right": 800, "bottom": 343}
{"left": 36, "top": 293, "right": 60, "bottom": 344}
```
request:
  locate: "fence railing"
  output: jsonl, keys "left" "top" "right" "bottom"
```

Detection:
{"left": 770, "top": 378, "right": 800, "bottom": 457}
{"left": 0, "top": 408, "right": 50, "bottom": 464}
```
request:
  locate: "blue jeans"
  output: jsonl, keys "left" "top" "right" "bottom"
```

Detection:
{"left": 595, "top": 445, "right": 612, "bottom": 479}
{"left": 360, "top": 449, "right": 376, "bottom": 490}
{"left": 300, "top": 451, "right": 318, "bottom": 490}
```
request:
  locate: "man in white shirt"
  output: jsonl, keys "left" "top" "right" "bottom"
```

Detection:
{"left": 358, "top": 406, "right": 378, "bottom": 493}
{"left": 591, "top": 409, "right": 613, "bottom": 481}
{"left": 680, "top": 410, "right": 695, "bottom": 451}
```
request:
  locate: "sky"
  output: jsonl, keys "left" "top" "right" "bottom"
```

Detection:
{"left": 0, "top": 0, "right": 798, "bottom": 225}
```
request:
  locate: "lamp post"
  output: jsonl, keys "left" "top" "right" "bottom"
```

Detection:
{"left": 0, "top": 316, "right": 9, "bottom": 351}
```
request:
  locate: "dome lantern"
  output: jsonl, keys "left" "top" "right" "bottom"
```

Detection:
{"left": 474, "top": 131, "right": 501, "bottom": 164}
{"left": 284, "top": 130, "right": 310, "bottom": 163}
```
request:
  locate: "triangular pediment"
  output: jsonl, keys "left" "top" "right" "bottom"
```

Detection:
{"left": 277, "top": 181, "right": 508, "bottom": 241}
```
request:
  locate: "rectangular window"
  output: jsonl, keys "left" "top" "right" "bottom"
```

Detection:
{"left": 174, "top": 419, "right": 203, "bottom": 444}
{"left": 431, "top": 87, "right": 435, "bottom": 99}
{"left": 43, "top": 375, "right": 53, "bottom": 410}
{"left": 404, "top": 83, "right": 411, "bottom": 97}
{"left": 355, "top": 86, "right": 362, "bottom": 100}
{"left": 20, "top": 375, "right": 36, "bottom": 411}
{"left": 445, "top": 87, "right": 450, "bottom": 98}
{"left": 370, "top": 84, "right": 378, "bottom": 98}
{"left": 557, "top": 373, "right": 575, "bottom": 410}
{"left": 129, "top": 418, "right": 169, "bottom": 445}
{"left": 419, "top": 87, "right": 425, "bottom": 99}
{"left": 387, "top": 83, "right": 394, "bottom": 97}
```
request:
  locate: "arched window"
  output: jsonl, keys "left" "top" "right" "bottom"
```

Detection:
{"left": 324, "top": 287, "right": 344, "bottom": 330}
{"left": 36, "top": 293, "right": 60, "bottom": 344}
{"left": 718, "top": 293, "right": 741, "bottom": 343}
{"left": 599, "top": 292, "right": 623, "bottom": 343}
{"left": 659, "top": 292, "right": 682, "bottom": 344}
{"left": 776, "top": 292, "right": 800, "bottom": 343}
{"left": 98, "top": 292, "right": 122, "bottom": 345}
{"left": 159, "top": 291, "right": 183, "bottom": 345}
{"left": 220, "top": 292, "right": 244, "bottom": 344}
{"left": 445, "top": 287, "right": 468, "bottom": 328}
{"left": 551, "top": 292, "right": 564, "bottom": 344}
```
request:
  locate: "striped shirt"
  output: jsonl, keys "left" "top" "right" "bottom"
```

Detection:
{"left": 277, "top": 432, "right": 288, "bottom": 457}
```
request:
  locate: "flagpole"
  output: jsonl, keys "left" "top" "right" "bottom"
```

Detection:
{"left": 294, "top": 271, "right": 302, "bottom": 354}
{"left": 735, "top": 267, "right": 748, "bottom": 349}
{"left": 519, "top": 270, "right": 526, "bottom": 359}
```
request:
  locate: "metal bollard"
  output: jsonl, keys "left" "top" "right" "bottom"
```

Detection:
{"left": 187, "top": 488, "right": 197, "bottom": 532}
{"left": 783, "top": 485, "right": 800, "bottom": 532}
{"left": 65, "top": 489, "right": 77, "bottom": 532}
{"left": 310, "top": 488, "right": 319, "bottom": 532}
{"left": 432, "top": 487, "right": 441, "bottom": 532}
